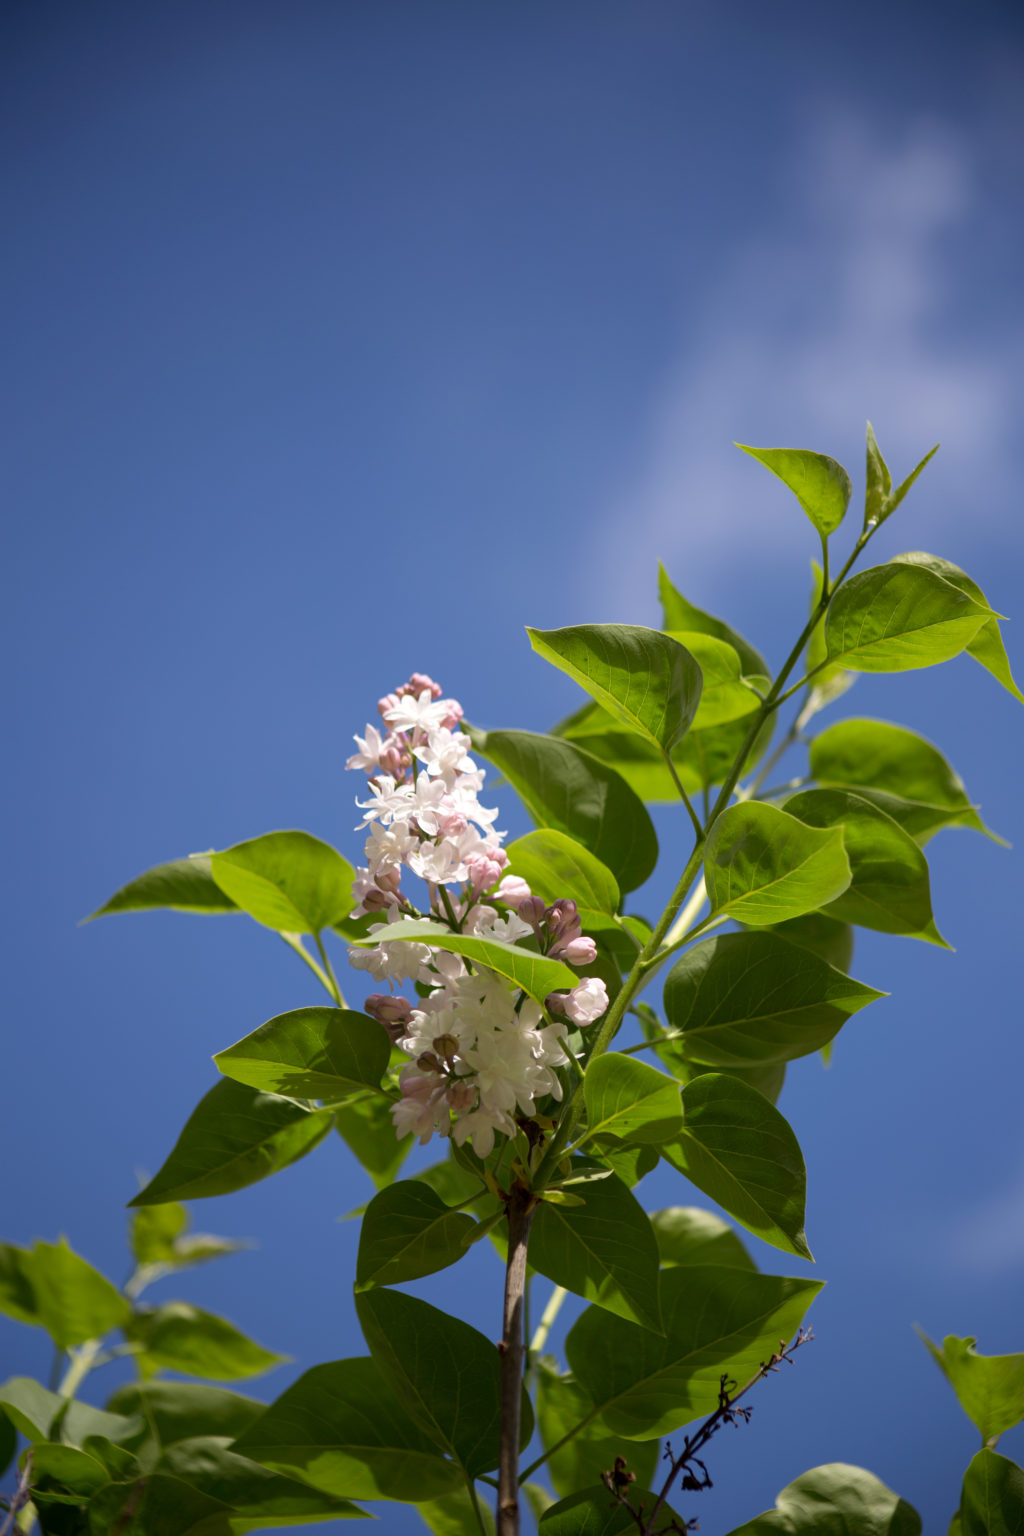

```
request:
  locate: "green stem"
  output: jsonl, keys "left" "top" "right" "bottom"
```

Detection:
{"left": 314, "top": 931, "right": 346, "bottom": 1007}
{"left": 528, "top": 1285, "right": 568, "bottom": 1365}
{"left": 664, "top": 753, "right": 703, "bottom": 841}
{"left": 279, "top": 931, "right": 335, "bottom": 999}
{"left": 517, "top": 1403, "right": 603, "bottom": 1485}
{"left": 57, "top": 1338, "right": 104, "bottom": 1400}
{"left": 465, "top": 1474, "right": 490, "bottom": 1536}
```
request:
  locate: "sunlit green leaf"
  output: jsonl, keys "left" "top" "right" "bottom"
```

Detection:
{"left": 29, "top": 1239, "right": 130, "bottom": 1349}
{"left": 355, "top": 1182, "right": 476, "bottom": 1290}
{"left": 0, "top": 1243, "right": 39, "bottom": 1326}
{"left": 650, "top": 1207, "right": 757, "bottom": 1271}
{"left": 527, "top": 623, "right": 703, "bottom": 752}
{"left": 128, "top": 1302, "right": 285, "bottom": 1381}
{"left": 737, "top": 444, "right": 852, "bottom": 535}
{"left": 468, "top": 728, "right": 657, "bottom": 894}
{"left": 704, "top": 802, "right": 851, "bottom": 925}
{"left": 208, "top": 831, "right": 355, "bottom": 933}
{"left": 725, "top": 1462, "right": 922, "bottom": 1534}
{"left": 85, "top": 856, "right": 239, "bottom": 922}
{"left": 155, "top": 1435, "right": 369, "bottom": 1523}
{"left": 566, "top": 1265, "right": 822, "bottom": 1438}
{"left": 504, "top": 830, "right": 620, "bottom": 928}
{"left": 131, "top": 1204, "right": 188, "bottom": 1264}
{"left": 106, "top": 1382, "right": 267, "bottom": 1446}
{"left": 959, "top": 1449, "right": 1024, "bottom": 1536}
{"left": 416, "top": 1487, "right": 496, "bottom": 1535}
{"left": 335, "top": 1095, "right": 411, "bottom": 1190}
{"left": 130, "top": 1080, "right": 333, "bottom": 1206}
{"left": 0, "top": 1378, "right": 140, "bottom": 1448}
{"left": 539, "top": 1485, "right": 682, "bottom": 1535}
{"left": 918, "top": 1331, "right": 1024, "bottom": 1444}
{"left": 24, "top": 1440, "right": 109, "bottom": 1495}
{"left": 349, "top": 919, "right": 577, "bottom": 1004}
{"left": 661, "top": 1074, "right": 811, "bottom": 1258}
{"left": 825, "top": 563, "right": 993, "bottom": 672}
{"left": 668, "top": 631, "right": 763, "bottom": 728}
{"left": 531, "top": 1174, "right": 662, "bottom": 1332}
{"left": 892, "top": 551, "right": 1024, "bottom": 706}
{"left": 658, "top": 564, "right": 770, "bottom": 678}
{"left": 864, "top": 421, "right": 893, "bottom": 528}
{"left": 214, "top": 1008, "right": 390, "bottom": 1102}
{"left": 534, "top": 1358, "right": 658, "bottom": 1501}
{"left": 583, "top": 1054, "right": 684, "bottom": 1144}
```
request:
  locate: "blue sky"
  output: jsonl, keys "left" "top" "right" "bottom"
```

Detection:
{"left": 3, "top": 3, "right": 1024, "bottom": 1530}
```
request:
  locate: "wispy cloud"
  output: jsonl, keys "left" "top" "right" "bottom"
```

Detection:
{"left": 947, "top": 1163, "right": 1024, "bottom": 1274}
{"left": 587, "top": 107, "right": 1015, "bottom": 617}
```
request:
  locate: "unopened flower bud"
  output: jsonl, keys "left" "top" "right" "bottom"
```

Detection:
{"left": 375, "top": 866, "right": 402, "bottom": 895}
{"left": 495, "top": 875, "right": 532, "bottom": 909}
{"left": 563, "top": 977, "right": 609, "bottom": 1026}
{"left": 545, "top": 990, "right": 570, "bottom": 1017}
{"left": 362, "top": 886, "right": 393, "bottom": 911}
{"left": 432, "top": 1033, "right": 459, "bottom": 1062}
{"left": 440, "top": 699, "right": 464, "bottom": 729}
{"left": 377, "top": 692, "right": 401, "bottom": 718}
{"left": 518, "top": 896, "right": 547, "bottom": 930}
{"left": 417, "top": 1050, "right": 443, "bottom": 1073}
{"left": 407, "top": 672, "right": 443, "bottom": 699}
{"left": 563, "top": 935, "right": 598, "bottom": 966}
{"left": 447, "top": 1080, "right": 476, "bottom": 1112}
{"left": 544, "top": 899, "right": 581, "bottom": 944}
{"left": 364, "top": 993, "right": 413, "bottom": 1025}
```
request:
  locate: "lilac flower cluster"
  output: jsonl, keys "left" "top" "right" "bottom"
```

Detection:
{"left": 344, "top": 673, "right": 609, "bottom": 1157}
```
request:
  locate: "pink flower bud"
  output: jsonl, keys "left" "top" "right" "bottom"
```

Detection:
{"left": 361, "top": 886, "right": 392, "bottom": 911}
{"left": 364, "top": 992, "right": 413, "bottom": 1025}
{"left": 545, "top": 991, "right": 570, "bottom": 1017}
{"left": 544, "top": 899, "right": 581, "bottom": 944}
{"left": 440, "top": 699, "right": 464, "bottom": 729}
{"left": 563, "top": 936, "right": 598, "bottom": 966}
{"left": 564, "top": 977, "right": 609, "bottom": 1026}
{"left": 446, "top": 1080, "right": 476, "bottom": 1112}
{"left": 495, "top": 875, "right": 532, "bottom": 909}
{"left": 377, "top": 692, "right": 401, "bottom": 718}
{"left": 407, "top": 672, "right": 443, "bottom": 699}
{"left": 518, "top": 896, "right": 547, "bottom": 930}
{"left": 375, "top": 866, "right": 402, "bottom": 895}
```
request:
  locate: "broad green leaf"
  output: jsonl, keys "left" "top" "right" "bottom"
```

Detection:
{"left": 155, "top": 1436, "right": 368, "bottom": 1523}
{"left": 893, "top": 551, "right": 1024, "bottom": 706}
{"left": 83, "top": 1434, "right": 139, "bottom": 1481}
{"left": 215, "top": 1008, "right": 390, "bottom": 1102}
{"left": 918, "top": 1331, "right": 1024, "bottom": 1444}
{"left": 650, "top": 1207, "right": 757, "bottom": 1271}
{"left": 725, "top": 1461, "right": 922, "bottom": 1534}
{"left": 530, "top": 1174, "right": 662, "bottom": 1332}
{"left": 130, "top": 1080, "right": 333, "bottom": 1206}
{"left": 704, "top": 802, "right": 851, "bottom": 926}
{"left": 810, "top": 716, "right": 1000, "bottom": 843}
{"left": 715, "top": 1058, "right": 788, "bottom": 1105}
{"left": 29, "top": 1239, "right": 129, "bottom": 1348}
{"left": 416, "top": 1487, "right": 496, "bottom": 1535}
{"left": 504, "top": 830, "right": 620, "bottom": 928}
{"left": 539, "top": 1486, "right": 682, "bottom": 1535}
{"left": 535, "top": 1359, "right": 658, "bottom": 1500}
{"left": 959, "top": 1449, "right": 1024, "bottom": 1536}
{"left": 661, "top": 1074, "right": 811, "bottom": 1258}
{"left": 662, "top": 931, "right": 882, "bottom": 1067}
{"left": 24, "top": 1440, "right": 109, "bottom": 1494}
{"left": 355, "top": 1182, "right": 476, "bottom": 1290}
{"left": 132, "top": 1203, "right": 188, "bottom": 1264}
{"left": 765, "top": 912, "right": 854, "bottom": 974}
{"left": 785, "top": 789, "right": 947, "bottom": 945}
{"left": 566, "top": 1265, "right": 823, "bottom": 1439}
{"left": 0, "top": 1378, "right": 139, "bottom": 1448}
{"left": 527, "top": 623, "right": 703, "bottom": 753}
{"left": 468, "top": 728, "right": 657, "bottom": 894}
{"left": 106, "top": 1382, "right": 267, "bottom": 1446}
{"left": 355, "top": 1288, "right": 533, "bottom": 1477}
{"left": 668, "top": 631, "right": 763, "bottom": 728}
{"left": 128, "top": 1303, "right": 285, "bottom": 1381}
{"left": 349, "top": 919, "right": 577, "bottom": 1004}
{"left": 583, "top": 1055, "right": 684, "bottom": 1144}
{"left": 335, "top": 1095, "right": 411, "bottom": 1190}
{"left": 85, "top": 856, "right": 238, "bottom": 921}
{"left": 87, "top": 1472, "right": 236, "bottom": 1536}
{"left": 208, "top": 831, "right": 355, "bottom": 933}
{"left": 658, "top": 564, "right": 770, "bottom": 678}
{"left": 825, "top": 563, "right": 993, "bottom": 672}
{"left": 232, "top": 1357, "right": 460, "bottom": 1503}
{"left": 412, "top": 1156, "right": 487, "bottom": 1209}
{"left": 884, "top": 439, "right": 941, "bottom": 523}
{"left": 865, "top": 421, "right": 893, "bottom": 527}
{"left": 0, "top": 1243, "right": 39, "bottom": 1325}
{"left": 589, "top": 1138, "right": 660, "bottom": 1188}
{"left": 737, "top": 444, "right": 852, "bottom": 536}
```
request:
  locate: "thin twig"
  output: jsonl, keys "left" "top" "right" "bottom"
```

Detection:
{"left": 496, "top": 1185, "right": 537, "bottom": 1536}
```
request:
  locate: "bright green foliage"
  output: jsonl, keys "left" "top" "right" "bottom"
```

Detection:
{"left": 785, "top": 788, "right": 948, "bottom": 945}
{"left": 468, "top": 727, "right": 658, "bottom": 892}
{"left": 737, "top": 444, "right": 852, "bottom": 535}
{"left": 704, "top": 802, "right": 851, "bottom": 925}
{"left": 529, "top": 1174, "right": 663, "bottom": 1332}
{"left": 214, "top": 1007, "right": 390, "bottom": 1101}
{"left": 724, "top": 1462, "right": 922, "bottom": 1534}
{"left": 662, "top": 930, "right": 881, "bottom": 1067}
{"left": 0, "top": 1377, "right": 139, "bottom": 1446}
{"left": 106, "top": 1381, "right": 267, "bottom": 1444}
{"left": 658, "top": 563, "right": 770, "bottom": 677}
{"left": 130, "top": 1204, "right": 246, "bottom": 1274}
{"left": 154, "top": 1436, "right": 369, "bottom": 1525}
{"left": 668, "top": 631, "right": 764, "bottom": 728}
{"left": 349, "top": 918, "right": 578, "bottom": 1003}
{"left": 208, "top": 830, "right": 356, "bottom": 933}
{"left": 661, "top": 1074, "right": 811, "bottom": 1258}
{"left": 0, "top": 1243, "right": 39, "bottom": 1326}
{"left": 958, "top": 1449, "right": 1024, "bottom": 1536}
{"left": 565, "top": 1266, "right": 822, "bottom": 1438}
{"left": 1, "top": 1238, "right": 131, "bottom": 1348}
{"left": 825, "top": 563, "right": 993, "bottom": 672}
{"left": 862, "top": 424, "right": 938, "bottom": 530}
{"left": 527, "top": 623, "right": 704, "bottom": 753}
{"left": 127, "top": 1302, "right": 285, "bottom": 1381}
{"left": 130, "top": 1079, "right": 333, "bottom": 1205}
{"left": 649, "top": 1206, "right": 757, "bottom": 1271}
{"left": 355, "top": 1181, "right": 476, "bottom": 1289}
{"left": 539, "top": 1485, "right": 683, "bottom": 1534}
{"left": 86, "top": 855, "right": 239, "bottom": 920}
{"left": 583, "top": 1053, "right": 683, "bottom": 1143}
{"left": 505, "top": 829, "right": 620, "bottom": 927}
{"left": 919, "top": 1332, "right": 1024, "bottom": 1445}
{"left": 24, "top": 1440, "right": 110, "bottom": 1494}
{"left": 892, "top": 551, "right": 1024, "bottom": 705}
{"left": 534, "top": 1360, "right": 658, "bottom": 1500}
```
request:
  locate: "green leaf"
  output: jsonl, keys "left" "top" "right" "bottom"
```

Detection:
{"left": 132, "top": 1204, "right": 188, "bottom": 1264}
{"left": 28, "top": 1239, "right": 130, "bottom": 1349}
{"left": 661, "top": 1074, "right": 811, "bottom": 1259}
{"left": 959, "top": 1449, "right": 1024, "bottom": 1536}
{"left": 128, "top": 1303, "right": 285, "bottom": 1381}
{"left": 864, "top": 421, "right": 893, "bottom": 528}
{"left": 883, "top": 439, "right": 941, "bottom": 524}
{"left": 650, "top": 1207, "right": 757, "bottom": 1271}
{"left": 668, "top": 631, "right": 763, "bottom": 729}
{"left": 130, "top": 1080, "right": 333, "bottom": 1206}
{"left": 0, "top": 1408, "right": 15, "bottom": 1479}
{"left": 535, "top": 1359, "right": 658, "bottom": 1501}
{"left": 765, "top": 913, "right": 853, "bottom": 974}
{"left": 0, "top": 1243, "right": 39, "bottom": 1326}
{"left": 208, "top": 831, "right": 355, "bottom": 933}
{"left": 0, "top": 1378, "right": 140, "bottom": 1448}
{"left": 231, "top": 1357, "right": 460, "bottom": 1503}
{"left": 105, "top": 1382, "right": 267, "bottom": 1446}
{"left": 214, "top": 1008, "right": 390, "bottom": 1102}
{"left": 349, "top": 919, "right": 577, "bottom": 1004}
{"left": 583, "top": 1055, "right": 684, "bottom": 1144}
{"left": 785, "top": 788, "right": 948, "bottom": 945}
{"left": 87, "top": 1473, "right": 236, "bottom": 1536}
{"left": 335, "top": 1095, "right": 411, "bottom": 1190}
{"left": 810, "top": 716, "right": 1000, "bottom": 843}
{"left": 725, "top": 1462, "right": 922, "bottom": 1534}
{"left": 704, "top": 802, "right": 851, "bottom": 926}
{"left": 737, "top": 444, "right": 852, "bottom": 536}
{"left": 468, "top": 728, "right": 657, "bottom": 894}
{"left": 565, "top": 1265, "right": 823, "bottom": 1439}
{"left": 83, "top": 1434, "right": 139, "bottom": 1481}
{"left": 825, "top": 563, "right": 993, "bottom": 672}
{"left": 892, "top": 551, "right": 1024, "bottom": 706}
{"left": 539, "top": 1486, "right": 682, "bottom": 1535}
{"left": 530, "top": 1174, "right": 663, "bottom": 1332}
{"left": 588, "top": 1138, "right": 660, "bottom": 1188}
{"left": 527, "top": 624, "right": 703, "bottom": 753}
{"left": 918, "top": 1331, "right": 1024, "bottom": 1444}
{"left": 355, "top": 1182, "right": 476, "bottom": 1290}
{"left": 85, "top": 856, "right": 239, "bottom": 922}
{"left": 355, "top": 1288, "right": 533, "bottom": 1477}
{"left": 504, "top": 830, "right": 620, "bottom": 928}
{"left": 25, "top": 1441, "right": 109, "bottom": 1495}
{"left": 416, "top": 1487, "right": 496, "bottom": 1535}
{"left": 662, "top": 930, "right": 882, "bottom": 1067}
{"left": 658, "top": 564, "right": 770, "bottom": 678}
{"left": 155, "top": 1436, "right": 369, "bottom": 1523}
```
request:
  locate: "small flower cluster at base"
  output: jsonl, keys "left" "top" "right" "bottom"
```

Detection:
{"left": 345, "top": 673, "right": 609, "bottom": 1157}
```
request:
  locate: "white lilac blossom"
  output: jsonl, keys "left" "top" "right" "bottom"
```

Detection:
{"left": 344, "top": 672, "right": 609, "bottom": 1157}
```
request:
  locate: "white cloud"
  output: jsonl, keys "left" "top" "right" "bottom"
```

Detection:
{"left": 586, "top": 108, "right": 1015, "bottom": 617}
